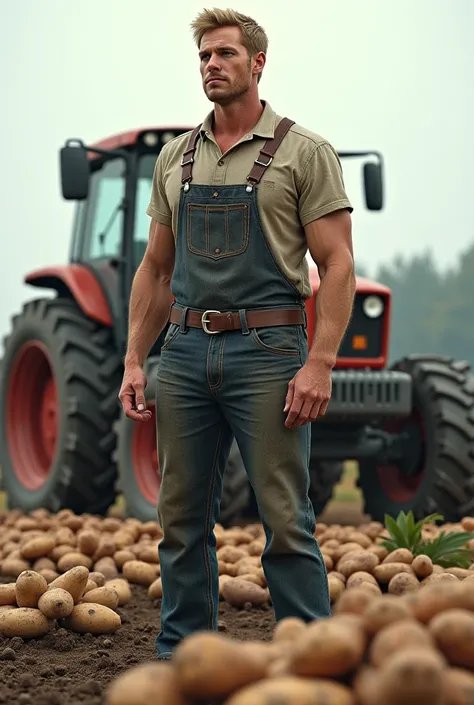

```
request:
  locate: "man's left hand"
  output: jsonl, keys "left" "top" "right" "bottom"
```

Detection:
{"left": 283, "top": 361, "right": 332, "bottom": 428}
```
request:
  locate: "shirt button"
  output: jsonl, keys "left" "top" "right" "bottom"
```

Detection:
{"left": 218, "top": 159, "right": 224, "bottom": 166}
{"left": 215, "top": 248, "right": 221, "bottom": 254}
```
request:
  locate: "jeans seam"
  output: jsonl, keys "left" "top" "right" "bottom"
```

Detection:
{"left": 203, "top": 427, "right": 223, "bottom": 629}
{"left": 251, "top": 328, "right": 300, "bottom": 357}
{"left": 209, "top": 335, "right": 226, "bottom": 392}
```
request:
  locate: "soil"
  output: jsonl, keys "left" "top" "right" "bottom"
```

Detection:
{"left": 0, "top": 581, "right": 275, "bottom": 705}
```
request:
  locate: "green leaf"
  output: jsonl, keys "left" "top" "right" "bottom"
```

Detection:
{"left": 405, "top": 511, "right": 418, "bottom": 544}
{"left": 384, "top": 514, "right": 410, "bottom": 548}
{"left": 396, "top": 511, "right": 409, "bottom": 543}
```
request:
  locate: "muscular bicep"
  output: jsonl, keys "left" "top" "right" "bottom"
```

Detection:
{"left": 140, "top": 218, "right": 175, "bottom": 280}
{"left": 304, "top": 209, "right": 354, "bottom": 276}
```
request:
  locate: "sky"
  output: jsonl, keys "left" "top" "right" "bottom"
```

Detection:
{"left": 0, "top": 0, "right": 472, "bottom": 346}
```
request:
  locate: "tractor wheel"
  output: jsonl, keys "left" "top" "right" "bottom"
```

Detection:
{"left": 309, "top": 461, "right": 345, "bottom": 517}
{"left": 358, "top": 354, "right": 474, "bottom": 522}
{"left": 114, "top": 359, "right": 250, "bottom": 526}
{"left": 0, "top": 297, "right": 122, "bottom": 514}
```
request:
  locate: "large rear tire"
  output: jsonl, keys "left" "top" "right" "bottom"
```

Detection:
{"left": 309, "top": 461, "right": 345, "bottom": 517}
{"left": 114, "top": 357, "right": 250, "bottom": 526}
{"left": 0, "top": 297, "right": 122, "bottom": 514}
{"left": 358, "top": 355, "right": 474, "bottom": 522}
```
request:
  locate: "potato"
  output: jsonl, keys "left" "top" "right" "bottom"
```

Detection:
{"left": 290, "top": 617, "right": 366, "bottom": 677}
{"left": 1, "top": 558, "right": 30, "bottom": 578}
{"left": 15, "top": 570, "right": 48, "bottom": 607}
{"left": 337, "top": 551, "right": 379, "bottom": 578}
{"left": 112, "top": 530, "right": 136, "bottom": 550}
{"left": 369, "top": 619, "right": 435, "bottom": 667}
{"left": 38, "top": 587, "right": 74, "bottom": 619}
{"left": 382, "top": 548, "right": 414, "bottom": 565}
{"left": 61, "top": 515, "right": 83, "bottom": 532}
{"left": 77, "top": 530, "right": 100, "bottom": 556}
{"left": 89, "top": 571, "right": 106, "bottom": 587}
{"left": 363, "top": 595, "right": 413, "bottom": 635}
{"left": 222, "top": 578, "right": 269, "bottom": 608}
{"left": 94, "top": 557, "right": 119, "bottom": 581}
{"left": 333, "top": 586, "right": 376, "bottom": 616}
{"left": 367, "top": 544, "right": 390, "bottom": 561}
{"left": 0, "top": 583, "right": 16, "bottom": 606}
{"left": 422, "top": 573, "right": 460, "bottom": 586}
{"left": 0, "top": 607, "right": 54, "bottom": 638}
{"left": 442, "top": 667, "right": 474, "bottom": 705}
{"left": 0, "top": 605, "right": 17, "bottom": 616}
{"left": 376, "top": 646, "right": 447, "bottom": 705}
{"left": 322, "top": 553, "right": 334, "bottom": 571}
{"left": 345, "top": 531, "right": 373, "bottom": 549}
{"left": 388, "top": 572, "right": 420, "bottom": 595}
{"left": 102, "top": 517, "right": 123, "bottom": 533}
{"left": 346, "top": 571, "right": 378, "bottom": 589}
{"left": 429, "top": 609, "right": 474, "bottom": 669}
{"left": 411, "top": 554, "right": 433, "bottom": 578}
{"left": 330, "top": 571, "right": 347, "bottom": 584}
{"left": 80, "top": 586, "right": 119, "bottom": 610}
{"left": 173, "top": 632, "right": 268, "bottom": 700}
{"left": 93, "top": 537, "right": 118, "bottom": 562}
{"left": 137, "top": 545, "right": 160, "bottom": 564}
{"left": 237, "top": 573, "right": 264, "bottom": 587}
{"left": 64, "top": 602, "right": 121, "bottom": 635}
{"left": 49, "top": 565, "right": 89, "bottom": 604}
{"left": 273, "top": 617, "right": 307, "bottom": 643}
{"left": 353, "top": 581, "right": 382, "bottom": 596}
{"left": 216, "top": 545, "right": 248, "bottom": 564}
{"left": 103, "top": 578, "right": 131, "bottom": 606}
{"left": 225, "top": 676, "right": 354, "bottom": 705}
{"left": 83, "top": 579, "right": 99, "bottom": 594}
{"left": 444, "top": 568, "right": 472, "bottom": 580}
{"left": 219, "top": 574, "right": 232, "bottom": 598}
{"left": 373, "top": 562, "right": 414, "bottom": 584}
{"left": 33, "top": 557, "right": 56, "bottom": 572}
{"left": 38, "top": 568, "right": 59, "bottom": 583}
{"left": 20, "top": 534, "right": 56, "bottom": 560}
{"left": 352, "top": 665, "right": 380, "bottom": 705}
{"left": 328, "top": 574, "right": 345, "bottom": 603}
{"left": 146, "top": 578, "right": 162, "bottom": 600}
{"left": 55, "top": 527, "right": 76, "bottom": 546}
{"left": 57, "top": 551, "right": 93, "bottom": 572}
{"left": 122, "top": 559, "right": 156, "bottom": 586}
{"left": 407, "top": 581, "right": 465, "bottom": 623}
{"left": 105, "top": 661, "right": 191, "bottom": 705}
{"left": 114, "top": 550, "right": 135, "bottom": 569}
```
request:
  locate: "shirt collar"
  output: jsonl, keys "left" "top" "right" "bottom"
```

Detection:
{"left": 200, "top": 100, "right": 277, "bottom": 140}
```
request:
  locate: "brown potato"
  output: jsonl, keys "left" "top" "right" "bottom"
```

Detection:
{"left": 273, "top": 617, "right": 307, "bottom": 643}
{"left": 225, "top": 676, "right": 354, "bottom": 705}
{"left": 105, "top": 661, "right": 192, "bottom": 705}
{"left": 442, "top": 667, "right": 474, "bottom": 705}
{"left": 422, "top": 573, "right": 460, "bottom": 586}
{"left": 373, "top": 562, "right": 414, "bottom": 584}
{"left": 411, "top": 554, "right": 433, "bottom": 578}
{"left": 77, "top": 530, "right": 100, "bottom": 556}
{"left": 429, "top": 608, "right": 474, "bottom": 669}
{"left": 137, "top": 545, "right": 160, "bottom": 564}
{"left": 369, "top": 619, "right": 435, "bottom": 667}
{"left": 345, "top": 531, "right": 373, "bottom": 549}
{"left": 48, "top": 565, "right": 89, "bottom": 604}
{"left": 122, "top": 560, "right": 156, "bottom": 586}
{"left": 114, "top": 550, "right": 135, "bottom": 569}
{"left": 0, "top": 605, "right": 17, "bottom": 616}
{"left": 376, "top": 646, "right": 447, "bottom": 705}
{"left": 407, "top": 581, "right": 465, "bottom": 623}
{"left": 57, "top": 551, "right": 93, "bottom": 572}
{"left": 382, "top": 548, "right": 414, "bottom": 565}
{"left": 346, "top": 571, "right": 378, "bottom": 589}
{"left": 388, "top": 572, "right": 420, "bottom": 595}
{"left": 443, "top": 568, "right": 472, "bottom": 580}
{"left": 0, "top": 583, "right": 16, "bottom": 606}
{"left": 38, "top": 587, "right": 74, "bottom": 619}
{"left": 216, "top": 545, "right": 248, "bottom": 564}
{"left": 290, "top": 618, "right": 366, "bottom": 677}
{"left": 81, "top": 586, "right": 119, "bottom": 610}
{"left": 93, "top": 557, "right": 119, "bottom": 581}
{"left": 333, "top": 586, "right": 376, "bottom": 616}
{"left": 337, "top": 551, "right": 379, "bottom": 578}
{"left": 0, "top": 607, "right": 54, "bottom": 638}
{"left": 83, "top": 579, "right": 99, "bottom": 594}
{"left": 222, "top": 578, "right": 269, "bottom": 608}
{"left": 352, "top": 665, "right": 380, "bottom": 705}
{"left": 328, "top": 574, "right": 345, "bottom": 603}
{"left": 148, "top": 578, "right": 163, "bottom": 600}
{"left": 104, "top": 579, "right": 132, "bottom": 606}
{"left": 1, "top": 558, "right": 30, "bottom": 578}
{"left": 32, "top": 557, "right": 56, "bottom": 573}
{"left": 219, "top": 574, "right": 232, "bottom": 598}
{"left": 237, "top": 573, "right": 263, "bottom": 587}
{"left": 38, "top": 569, "right": 59, "bottom": 583}
{"left": 20, "top": 535, "right": 56, "bottom": 560}
{"left": 89, "top": 571, "right": 106, "bottom": 587}
{"left": 93, "top": 537, "right": 117, "bottom": 561}
{"left": 367, "top": 544, "right": 390, "bottom": 561}
{"left": 173, "top": 632, "right": 268, "bottom": 700}
{"left": 15, "top": 570, "right": 48, "bottom": 607}
{"left": 363, "top": 595, "right": 413, "bottom": 635}
{"left": 64, "top": 602, "right": 121, "bottom": 635}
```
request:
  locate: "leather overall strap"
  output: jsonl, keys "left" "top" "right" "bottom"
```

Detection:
{"left": 180, "top": 117, "right": 295, "bottom": 186}
{"left": 169, "top": 306, "right": 305, "bottom": 332}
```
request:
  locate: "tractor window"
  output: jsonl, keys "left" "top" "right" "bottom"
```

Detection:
{"left": 134, "top": 154, "right": 158, "bottom": 268}
{"left": 82, "top": 157, "right": 126, "bottom": 261}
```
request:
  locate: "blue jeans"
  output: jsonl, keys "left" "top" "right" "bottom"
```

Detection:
{"left": 154, "top": 320, "right": 330, "bottom": 656}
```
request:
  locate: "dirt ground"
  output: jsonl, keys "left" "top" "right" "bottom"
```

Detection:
{"left": 0, "top": 580, "right": 276, "bottom": 705}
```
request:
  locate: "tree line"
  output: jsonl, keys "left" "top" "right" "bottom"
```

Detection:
{"left": 356, "top": 240, "right": 474, "bottom": 367}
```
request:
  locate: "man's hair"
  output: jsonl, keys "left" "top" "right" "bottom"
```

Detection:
{"left": 190, "top": 8, "right": 268, "bottom": 81}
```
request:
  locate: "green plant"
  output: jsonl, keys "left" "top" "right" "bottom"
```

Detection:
{"left": 380, "top": 511, "right": 474, "bottom": 568}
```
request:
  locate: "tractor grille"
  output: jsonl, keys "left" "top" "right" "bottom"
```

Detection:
{"left": 326, "top": 370, "right": 412, "bottom": 418}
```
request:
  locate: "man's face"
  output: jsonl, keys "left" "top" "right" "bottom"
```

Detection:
{"left": 199, "top": 26, "right": 257, "bottom": 105}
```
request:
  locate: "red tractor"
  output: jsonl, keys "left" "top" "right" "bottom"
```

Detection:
{"left": 1, "top": 126, "right": 473, "bottom": 524}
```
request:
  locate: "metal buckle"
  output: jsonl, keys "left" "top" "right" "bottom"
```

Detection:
{"left": 255, "top": 155, "right": 273, "bottom": 167}
{"left": 180, "top": 156, "right": 194, "bottom": 166}
{"left": 201, "top": 309, "right": 221, "bottom": 334}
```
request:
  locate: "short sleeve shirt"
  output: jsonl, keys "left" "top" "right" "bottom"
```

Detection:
{"left": 146, "top": 101, "right": 353, "bottom": 299}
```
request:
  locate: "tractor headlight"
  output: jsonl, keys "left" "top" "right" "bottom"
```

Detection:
{"left": 362, "top": 295, "right": 384, "bottom": 319}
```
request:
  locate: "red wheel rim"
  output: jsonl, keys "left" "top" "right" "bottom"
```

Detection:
{"left": 132, "top": 402, "right": 161, "bottom": 505}
{"left": 376, "top": 409, "right": 425, "bottom": 502}
{"left": 5, "top": 340, "right": 58, "bottom": 490}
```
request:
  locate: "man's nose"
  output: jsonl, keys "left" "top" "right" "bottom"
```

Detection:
{"left": 207, "top": 53, "right": 221, "bottom": 72}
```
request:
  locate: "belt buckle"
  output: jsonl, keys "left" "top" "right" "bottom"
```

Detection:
{"left": 201, "top": 309, "right": 221, "bottom": 335}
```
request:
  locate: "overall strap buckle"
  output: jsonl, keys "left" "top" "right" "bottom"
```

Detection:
{"left": 181, "top": 124, "right": 202, "bottom": 188}
{"left": 246, "top": 117, "right": 295, "bottom": 189}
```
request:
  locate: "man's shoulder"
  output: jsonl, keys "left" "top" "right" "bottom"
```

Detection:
{"left": 275, "top": 113, "right": 333, "bottom": 152}
{"left": 158, "top": 127, "right": 200, "bottom": 166}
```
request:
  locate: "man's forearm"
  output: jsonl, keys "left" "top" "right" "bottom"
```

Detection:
{"left": 308, "top": 262, "right": 356, "bottom": 369}
{"left": 124, "top": 266, "right": 174, "bottom": 368}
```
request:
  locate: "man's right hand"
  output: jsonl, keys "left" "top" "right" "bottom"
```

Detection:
{"left": 118, "top": 364, "right": 152, "bottom": 422}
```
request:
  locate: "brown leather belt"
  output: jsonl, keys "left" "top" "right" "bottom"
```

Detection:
{"left": 169, "top": 306, "right": 305, "bottom": 334}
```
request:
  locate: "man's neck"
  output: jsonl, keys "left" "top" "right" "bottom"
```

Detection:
{"left": 212, "top": 96, "right": 265, "bottom": 139}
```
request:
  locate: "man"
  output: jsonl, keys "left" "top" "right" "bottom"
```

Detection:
{"left": 118, "top": 8, "right": 355, "bottom": 659}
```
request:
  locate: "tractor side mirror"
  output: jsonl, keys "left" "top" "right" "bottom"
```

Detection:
{"left": 60, "top": 141, "right": 90, "bottom": 200}
{"left": 363, "top": 162, "right": 384, "bottom": 211}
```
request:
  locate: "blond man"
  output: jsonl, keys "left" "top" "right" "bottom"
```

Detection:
{"left": 119, "top": 8, "right": 355, "bottom": 659}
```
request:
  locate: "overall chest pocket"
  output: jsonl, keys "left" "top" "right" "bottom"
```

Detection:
{"left": 187, "top": 203, "right": 249, "bottom": 259}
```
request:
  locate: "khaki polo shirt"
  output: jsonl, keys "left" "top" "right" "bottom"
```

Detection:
{"left": 146, "top": 101, "right": 352, "bottom": 300}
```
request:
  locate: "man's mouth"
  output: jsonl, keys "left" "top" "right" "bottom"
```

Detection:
{"left": 206, "top": 77, "right": 225, "bottom": 84}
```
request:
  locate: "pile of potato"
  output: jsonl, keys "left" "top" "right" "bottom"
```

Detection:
{"left": 2, "top": 508, "right": 474, "bottom": 614}
{"left": 0, "top": 564, "right": 131, "bottom": 638}
{"left": 106, "top": 579, "right": 474, "bottom": 704}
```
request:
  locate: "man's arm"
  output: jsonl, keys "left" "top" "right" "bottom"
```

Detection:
{"left": 283, "top": 208, "right": 355, "bottom": 428}
{"left": 119, "top": 218, "right": 175, "bottom": 420}
{"left": 305, "top": 208, "right": 356, "bottom": 368}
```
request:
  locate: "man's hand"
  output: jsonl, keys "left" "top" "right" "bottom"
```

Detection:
{"left": 283, "top": 361, "right": 332, "bottom": 428}
{"left": 118, "top": 364, "right": 152, "bottom": 422}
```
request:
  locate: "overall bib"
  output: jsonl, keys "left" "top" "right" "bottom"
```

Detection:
{"left": 155, "top": 119, "right": 330, "bottom": 657}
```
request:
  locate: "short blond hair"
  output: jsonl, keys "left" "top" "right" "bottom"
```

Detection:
{"left": 190, "top": 8, "right": 268, "bottom": 80}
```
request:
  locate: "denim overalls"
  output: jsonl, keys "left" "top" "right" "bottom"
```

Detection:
{"left": 155, "top": 118, "right": 330, "bottom": 657}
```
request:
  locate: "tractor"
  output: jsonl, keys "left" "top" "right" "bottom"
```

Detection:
{"left": 1, "top": 125, "right": 474, "bottom": 525}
